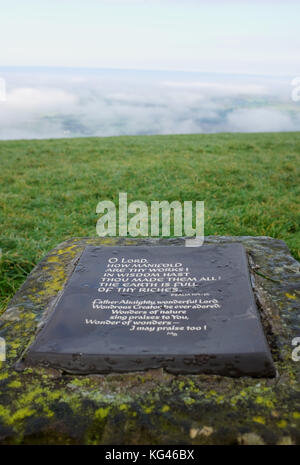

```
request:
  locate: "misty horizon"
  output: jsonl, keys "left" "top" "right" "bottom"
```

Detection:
{"left": 0, "top": 66, "right": 299, "bottom": 140}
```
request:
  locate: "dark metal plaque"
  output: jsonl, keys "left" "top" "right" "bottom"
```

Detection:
{"left": 26, "top": 244, "right": 276, "bottom": 376}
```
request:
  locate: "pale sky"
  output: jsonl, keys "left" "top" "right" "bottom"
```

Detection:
{"left": 0, "top": 0, "right": 299, "bottom": 75}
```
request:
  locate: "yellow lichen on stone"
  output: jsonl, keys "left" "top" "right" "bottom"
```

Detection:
{"left": 277, "top": 419, "right": 287, "bottom": 428}
{"left": 161, "top": 405, "right": 170, "bottom": 413}
{"left": 0, "top": 371, "right": 9, "bottom": 381}
{"left": 255, "top": 395, "right": 274, "bottom": 408}
{"left": 183, "top": 397, "right": 195, "bottom": 405}
{"left": 0, "top": 404, "right": 10, "bottom": 423}
{"left": 37, "top": 266, "right": 67, "bottom": 297}
{"left": 56, "top": 245, "right": 78, "bottom": 256}
{"left": 144, "top": 406, "right": 154, "bottom": 414}
{"left": 178, "top": 381, "right": 185, "bottom": 391}
{"left": 285, "top": 293, "right": 296, "bottom": 300}
{"left": 10, "top": 341, "right": 22, "bottom": 350}
{"left": 8, "top": 380, "right": 22, "bottom": 389}
{"left": 47, "top": 256, "right": 59, "bottom": 263}
{"left": 119, "top": 404, "right": 128, "bottom": 411}
{"left": 205, "top": 389, "right": 217, "bottom": 399}
{"left": 124, "top": 239, "right": 139, "bottom": 245}
{"left": 94, "top": 407, "right": 111, "bottom": 420}
{"left": 89, "top": 238, "right": 116, "bottom": 245}
{"left": 8, "top": 407, "right": 36, "bottom": 424}
{"left": 253, "top": 416, "right": 265, "bottom": 424}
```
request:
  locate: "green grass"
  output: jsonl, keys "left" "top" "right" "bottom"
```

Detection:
{"left": 1, "top": 132, "right": 300, "bottom": 312}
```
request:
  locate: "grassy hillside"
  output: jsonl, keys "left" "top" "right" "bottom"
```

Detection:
{"left": 1, "top": 132, "right": 300, "bottom": 312}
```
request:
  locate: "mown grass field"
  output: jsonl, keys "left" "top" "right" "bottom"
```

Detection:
{"left": 0, "top": 132, "right": 300, "bottom": 313}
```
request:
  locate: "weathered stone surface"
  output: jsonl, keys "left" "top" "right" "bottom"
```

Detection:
{"left": 0, "top": 236, "right": 299, "bottom": 445}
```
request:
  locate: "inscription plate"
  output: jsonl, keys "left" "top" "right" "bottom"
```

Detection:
{"left": 26, "top": 244, "right": 276, "bottom": 376}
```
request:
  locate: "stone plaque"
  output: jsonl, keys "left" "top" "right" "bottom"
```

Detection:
{"left": 25, "top": 244, "right": 275, "bottom": 376}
